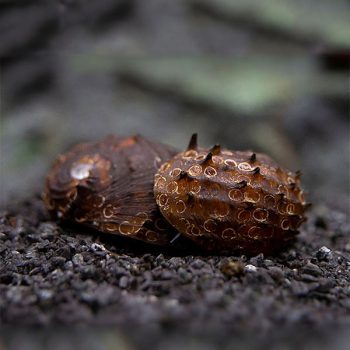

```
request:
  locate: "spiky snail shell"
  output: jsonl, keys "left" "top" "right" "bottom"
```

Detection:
{"left": 43, "top": 134, "right": 178, "bottom": 246}
{"left": 44, "top": 133, "right": 309, "bottom": 255}
{"left": 154, "top": 134, "right": 309, "bottom": 255}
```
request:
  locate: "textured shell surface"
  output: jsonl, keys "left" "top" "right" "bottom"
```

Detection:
{"left": 43, "top": 134, "right": 177, "bottom": 245}
{"left": 154, "top": 134, "right": 308, "bottom": 255}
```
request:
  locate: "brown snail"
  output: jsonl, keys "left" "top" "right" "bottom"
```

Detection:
{"left": 154, "top": 134, "right": 309, "bottom": 255}
{"left": 43, "top": 134, "right": 178, "bottom": 245}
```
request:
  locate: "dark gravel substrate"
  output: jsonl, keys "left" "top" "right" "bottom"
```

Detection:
{"left": 0, "top": 197, "right": 349, "bottom": 349}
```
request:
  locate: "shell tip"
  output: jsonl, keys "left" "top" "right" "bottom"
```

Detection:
{"left": 187, "top": 133, "right": 198, "bottom": 150}
{"left": 250, "top": 153, "right": 256, "bottom": 162}
{"left": 201, "top": 152, "right": 213, "bottom": 164}
{"left": 209, "top": 144, "right": 221, "bottom": 155}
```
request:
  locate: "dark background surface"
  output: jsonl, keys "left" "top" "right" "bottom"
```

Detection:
{"left": 0, "top": 1, "right": 349, "bottom": 349}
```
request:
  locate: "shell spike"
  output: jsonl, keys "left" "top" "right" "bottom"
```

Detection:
{"left": 234, "top": 180, "right": 247, "bottom": 189}
{"left": 249, "top": 153, "right": 256, "bottom": 162}
{"left": 187, "top": 192, "right": 195, "bottom": 203}
{"left": 252, "top": 166, "right": 260, "bottom": 175}
{"left": 304, "top": 202, "right": 312, "bottom": 209}
{"left": 209, "top": 144, "right": 221, "bottom": 155}
{"left": 179, "top": 170, "right": 188, "bottom": 179}
{"left": 201, "top": 152, "right": 213, "bottom": 164}
{"left": 187, "top": 133, "right": 198, "bottom": 150}
{"left": 288, "top": 182, "right": 296, "bottom": 190}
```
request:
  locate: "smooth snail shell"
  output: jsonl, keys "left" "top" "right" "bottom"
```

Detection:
{"left": 154, "top": 134, "right": 309, "bottom": 255}
{"left": 43, "top": 134, "right": 177, "bottom": 245}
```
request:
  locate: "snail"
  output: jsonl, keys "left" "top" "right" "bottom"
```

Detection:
{"left": 43, "top": 134, "right": 178, "bottom": 245}
{"left": 44, "top": 133, "right": 309, "bottom": 255}
{"left": 154, "top": 134, "right": 309, "bottom": 255}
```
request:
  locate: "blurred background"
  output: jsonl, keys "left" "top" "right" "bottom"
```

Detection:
{"left": 1, "top": 1, "right": 349, "bottom": 208}
{"left": 0, "top": 2, "right": 350, "bottom": 349}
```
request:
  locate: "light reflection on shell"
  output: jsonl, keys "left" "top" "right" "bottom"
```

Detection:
{"left": 43, "top": 135, "right": 178, "bottom": 246}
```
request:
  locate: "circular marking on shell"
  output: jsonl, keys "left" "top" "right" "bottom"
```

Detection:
{"left": 195, "top": 154, "right": 206, "bottom": 162}
{"left": 94, "top": 195, "right": 105, "bottom": 208}
{"left": 224, "top": 159, "right": 237, "bottom": 168}
{"left": 188, "top": 165, "right": 203, "bottom": 177}
{"left": 259, "top": 167, "right": 268, "bottom": 176}
{"left": 70, "top": 162, "right": 93, "bottom": 180}
{"left": 278, "top": 184, "right": 288, "bottom": 196}
{"left": 237, "top": 209, "right": 251, "bottom": 223}
{"left": 228, "top": 189, "right": 244, "bottom": 202}
{"left": 145, "top": 230, "right": 159, "bottom": 242}
{"left": 248, "top": 226, "right": 263, "bottom": 240}
{"left": 281, "top": 219, "right": 290, "bottom": 231}
{"left": 166, "top": 181, "right": 179, "bottom": 194}
{"left": 119, "top": 221, "right": 137, "bottom": 235}
{"left": 162, "top": 205, "right": 170, "bottom": 212}
{"left": 244, "top": 190, "right": 260, "bottom": 203}
{"left": 183, "top": 150, "right": 198, "bottom": 159}
{"left": 179, "top": 218, "right": 191, "bottom": 230}
{"left": 264, "top": 195, "right": 276, "bottom": 208}
{"left": 213, "top": 205, "right": 230, "bottom": 218}
{"left": 170, "top": 168, "right": 182, "bottom": 178}
{"left": 212, "top": 156, "right": 224, "bottom": 165}
{"left": 189, "top": 180, "right": 201, "bottom": 194}
{"left": 157, "top": 194, "right": 169, "bottom": 207}
{"left": 204, "top": 219, "right": 217, "bottom": 232}
{"left": 74, "top": 212, "right": 87, "bottom": 223}
{"left": 175, "top": 200, "right": 186, "bottom": 214}
{"left": 222, "top": 228, "right": 236, "bottom": 240}
{"left": 287, "top": 203, "right": 295, "bottom": 215}
{"left": 103, "top": 204, "right": 114, "bottom": 219}
{"left": 159, "top": 162, "right": 171, "bottom": 173}
{"left": 130, "top": 216, "right": 146, "bottom": 228}
{"left": 204, "top": 166, "right": 217, "bottom": 178}
{"left": 155, "top": 176, "right": 167, "bottom": 190}
{"left": 104, "top": 223, "right": 120, "bottom": 232}
{"left": 136, "top": 212, "right": 149, "bottom": 221}
{"left": 189, "top": 224, "right": 201, "bottom": 236}
{"left": 238, "top": 162, "right": 253, "bottom": 172}
{"left": 235, "top": 174, "right": 251, "bottom": 185}
{"left": 253, "top": 208, "right": 269, "bottom": 222}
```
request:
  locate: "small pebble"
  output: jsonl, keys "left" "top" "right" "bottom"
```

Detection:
{"left": 72, "top": 254, "right": 84, "bottom": 266}
{"left": 245, "top": 264, "right": 257, "bottom": 272}
{"left": 219, "top": 260, "right": 244, "bottom": 277}
{"left": 301, "top": 262, "right": 323, "bottom": 277}
{"left": 91, "top": 243, "right": 106, "bottom": 252}
{"left": 316, "top": 246, "right": 333, "bottom": 261}
{"left": 119, "top": 276, "right": 129, "bottom": 289}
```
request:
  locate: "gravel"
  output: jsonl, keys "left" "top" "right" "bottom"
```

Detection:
{"left": 0, "top": 197, "right": 349, "bottom": 349}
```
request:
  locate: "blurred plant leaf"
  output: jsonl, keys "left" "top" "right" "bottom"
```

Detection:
{"left": 72, "top": 55, "right": 347, "bottom": 115}
{"left": 191, "top": 0, "right": 350, "bottom": 47}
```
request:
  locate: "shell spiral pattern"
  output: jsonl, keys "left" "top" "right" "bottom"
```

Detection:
{"left": 43, "top": 135, "right": 178, "bottom": 246}
{"left": 154, "top": 134, "right": 309, "bottom": 255}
